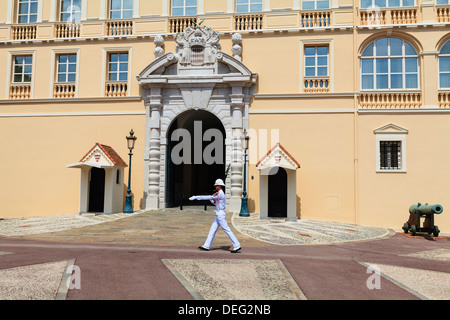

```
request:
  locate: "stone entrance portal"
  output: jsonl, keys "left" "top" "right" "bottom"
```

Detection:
{"left": 138, "top": 26, "right": 257, "bottom": 212}
{"left": 166, "top": 109, "right": 226, "bottom": 208}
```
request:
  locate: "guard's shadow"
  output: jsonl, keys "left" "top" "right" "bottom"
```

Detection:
{"left": 210, "top": 246, "right": 232, "bottom": 252}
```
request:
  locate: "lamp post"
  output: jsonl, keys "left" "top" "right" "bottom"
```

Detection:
{"left": 239, "top": 130, "right": 250, "bottom": 217}
{"left": 123, "top": 129, "right": 137, "bottom": 214}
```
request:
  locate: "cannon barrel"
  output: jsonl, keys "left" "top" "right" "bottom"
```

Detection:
{"left": 409, "top": 203, "right": 443, "bottom": 215}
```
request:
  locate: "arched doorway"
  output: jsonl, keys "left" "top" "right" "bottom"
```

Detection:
{"left": 268, "top": 167, "right": 287, "bottom": 218}
{"left": 88, "top": 167, "right": 105, "bottom": 212}
{"left": 166, "top": 110, "right": 226, "bottom": 207}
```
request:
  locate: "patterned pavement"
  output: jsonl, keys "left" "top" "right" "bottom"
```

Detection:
{"left": 0, "top": 208, "right": 449, "bottom": 301}
{"left": 0, "top": 208, "right": 391, "bottom": 246}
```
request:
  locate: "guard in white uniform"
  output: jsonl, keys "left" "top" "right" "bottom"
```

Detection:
{"left": 189, "top": 179, "right": 241, "bottom": 253}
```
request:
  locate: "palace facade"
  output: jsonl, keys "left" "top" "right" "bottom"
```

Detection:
{"left": 1, "top": 0, "right": 449, "bottom": 233}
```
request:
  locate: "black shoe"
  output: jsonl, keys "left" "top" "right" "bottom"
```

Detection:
{"left": 231, "top": 247, "right": 241, "bottom": 253}
{"left": 198, "top": 246, "right": 209, "bottom": 251}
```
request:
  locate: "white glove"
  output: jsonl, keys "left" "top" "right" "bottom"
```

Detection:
{"left": 189, "top": 196, "right": 197, "bottom": 201}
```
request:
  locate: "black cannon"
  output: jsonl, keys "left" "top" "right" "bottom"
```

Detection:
{"left": 402, "top": 203, "right": 443, "bottom": 237}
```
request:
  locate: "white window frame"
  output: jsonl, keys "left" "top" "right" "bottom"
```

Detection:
{"left": 109, "top": 0, "right": 133, "bottom": 19}
{"left": 107, "top": 52, "right": 129, "bottom": 82}
{"left": 302, "top": 0, "right": 330, "bottom": 10}
{"left": 374, "top": 124, "right": 407, "bottom": 173}
{"left": 50, "top": 48, "right": 80, "bottom": 98}
{"left": 304, "top": 45, "right": 329, "bottom": 77}
{"left": 236, "top": 0, "right": 263, "bottom": 13}
{"left": 439, "top": 40, "right": 450, "bottom": 90}
{"left": 101, "top": 47, "right": 132, "bottom": 96}
{"left": 56, "top": 53, "right": 77, "bottom": 83}
{"left": 360, "top": 0, "right": 416, "bottom": 8}
{"left": 171, "top": 0, "right": 197, "bottom": 16}
{"left": 5, "top": 50, "right": 35, "bottom": 99}
{"left": 17, "top": 0, "right": 39, "bottom": 24}
{"left": 299, "top": 39, "right": 334, "bottom": 93}
{"left": 60, "top": 0, "right": 82, "bottom": 22}
{"left": 361, "top": 37, "right": 419, "bottom": 91}
{"left": 12, "top": 55, "right": 33, "bottom": 83}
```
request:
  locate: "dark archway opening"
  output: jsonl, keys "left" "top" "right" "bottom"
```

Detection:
{"left": 268, "top": 167, "right": 287, "bottom": 218}
{"left": 88, "top": 167, "right": 105, "bottom": 212}
{"left": 166, "top": 110, "right": 226, "bottom": 208}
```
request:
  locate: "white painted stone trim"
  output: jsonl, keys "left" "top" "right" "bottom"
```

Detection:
{"left": 5, "top": 49, "right": 37, "bottom": 99}
{"left": 50, "top": 47, "right": 81, "bottom": 98}
{"left": 374, "top": 124, "right": 408, "bottom": 173}
{"left": 299, "top": 38, "right": 334, "bottom": 93}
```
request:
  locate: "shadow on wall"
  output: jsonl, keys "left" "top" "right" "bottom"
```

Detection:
{"left": 297, "top": 195, "right": 301, "bottom": 219}
{"left": 248, "top": 198, "right": 256, "bottom": 213}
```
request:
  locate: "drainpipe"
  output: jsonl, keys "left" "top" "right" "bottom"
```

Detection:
{"left": 353, "top": 0, "right": 359, "bottom": 225}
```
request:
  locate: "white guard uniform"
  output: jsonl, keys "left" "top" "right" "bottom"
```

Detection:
{"left": 190, "top": 189, "right": 241, "bottom": 250}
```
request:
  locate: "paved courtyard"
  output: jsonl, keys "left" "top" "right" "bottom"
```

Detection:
{"left": 0, "top": 208, "right": 449, "bottom": 301}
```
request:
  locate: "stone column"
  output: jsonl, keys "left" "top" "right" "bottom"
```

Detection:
{"left": 229, "top": 85, "right": 245, "bottom": 212}
{"left": 145, "top": 87, "right": 163, "bottom": 210}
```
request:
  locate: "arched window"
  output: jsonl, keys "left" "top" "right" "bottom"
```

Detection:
{"left": 361, "top": 37, "right": 419, "bottom": 90}
{"left": 439, "top": 41, "right": 450, "bottom": 89}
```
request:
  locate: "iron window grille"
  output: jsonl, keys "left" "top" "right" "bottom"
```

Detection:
{"left": 380, "top": 141, "right": 402, "bottom": 170}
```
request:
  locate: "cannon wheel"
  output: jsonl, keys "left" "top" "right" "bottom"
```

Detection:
{"left": 410, "top": 225, "right": 417, "bottom": 236}
{"left": 432, "top": 226, "right": 440, "bottom": 237}
{"left": 402, "top": 223, "right": 409, "bottom": 234}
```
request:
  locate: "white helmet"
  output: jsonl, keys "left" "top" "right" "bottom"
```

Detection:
{"left": 214, "top": 178, "right": 225, "bottom": 186}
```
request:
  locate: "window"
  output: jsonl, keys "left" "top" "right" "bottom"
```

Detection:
{"left": 57, "top": 54, "right": 77, "bottom": 83}
{"left": 108, "top": 53, "right": 129, "bottom": 81}
{"left": 13, "top": 55, "right": 33, "bottom": 83}
{"left": 172, "top": 0, "right": 197, "bottom": 16}
{"left": 305, "top": 46, "right": 328, "bottom": 77}
{"left": 18, "top": 0, "right": 38, "bottom": 23}
{"left": 439, "top": 41, "right": 450, "bottom": 89}
{"left": 302, "top": 0, "right": 330, "bottom": 10}
{"left": 60, "top": 0, "right": 81, "bottom": 22}
{"left": 379, "top": 141, "right": 401, "bottom": 170}
{"left": 110, "top": 0, "right": 133, "bottom": 19}
{"left": 374, "top": 124, "right": 407, "bottom": 172}
{"left": 436, "top": 0, "right": 449, "bottom": 4}
{"left": 236, "top": 0, "right": 263, "bottom": 13}
{"left": 360, "top": 0, "right": 415, "bottom": 8}
{"left": 361, "top": 37, "right": 418, "bottom": 90}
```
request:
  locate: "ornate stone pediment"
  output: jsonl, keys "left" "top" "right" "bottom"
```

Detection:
{"left": 137, "top": 26, "right": 257, "bottom": 81}
{"left": 175, "top": 26, "right": 221, "bottom": 67}
{"left": 136, "top": 25, "right": 258, "bottom": 212}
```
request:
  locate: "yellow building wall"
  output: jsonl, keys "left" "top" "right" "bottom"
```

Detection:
{"left": 249, "top": 112, "right": 356, "bottom": 224}
{"left": 0, "top": 112, "right": 146, "bottom": 217}
{"left": 270, "top": 0, "right": 294, "bottom": 10}
{"left": 357, "top": 114, "right": 450, "bottom": 231}
{"left": 0, "top": 1, "right": 449, "bottom": 234}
